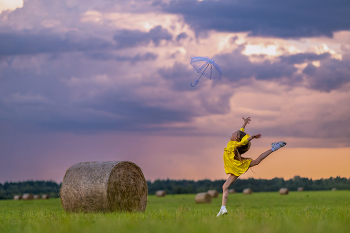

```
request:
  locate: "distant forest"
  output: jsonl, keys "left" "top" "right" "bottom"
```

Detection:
{"left": 0, "top": 181, "right": 60, "bottom": 200}
{"left": 1, "top": 176, "right": 349, "bottom": 199}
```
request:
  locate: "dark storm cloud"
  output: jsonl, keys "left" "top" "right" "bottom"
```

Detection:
{"left": 161, "top": 46, "right": 350, "bottom": 92}
{"left": 0, "top": 25, "right": 171, "bottom": 57}
{"left": 0, "top": 31, "right": 112, "bottom": 56}
{"left": 159, "top": 63, "right": 234, "bottom": 114}
{"left": 35, "top": 100, "right": 193, "bottom": 132}
{"left": 176, "top": 32, "right": 188, "bottom": 42}
{"left": 0, "top": 55, "right": 194, "bottom": 133}
{"left": 303, "top": 56, "right": 350, "bottom": 91}
{"left": 113, "top": 26, "right": 173, "bottom": 48}
{"left": 279, "top": 53, "right": 331, "bottom": 64}
{"left": 162, "top": 0, "right": 350, "bottom": 38}
{"left": 215, "top": 46, "right": 298, "bottom": 81}
{"left": 85, "top": 52, "right": 158, "bottom": 62}
{"left": 217, "top": 49, "right": 350, "bottom": 91}
{"left": 159, "top": 62, "right": 198, "bottom": 91}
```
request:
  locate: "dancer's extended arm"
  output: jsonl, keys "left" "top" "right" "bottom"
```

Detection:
{"left": 247, "top": 134, "right": 261, "bottom": 142}
{"left": 234, "top": 134, "right": 261, "bottom": 148}
{"left": 241, "top": 117, "right": 251, "bottom": 130}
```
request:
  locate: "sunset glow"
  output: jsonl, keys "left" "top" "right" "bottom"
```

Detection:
{"left": 0, "top": 0, "right": 22, "bottom": 14}
{"left": 0, "top": 0, "right": 349, "bottom": 183}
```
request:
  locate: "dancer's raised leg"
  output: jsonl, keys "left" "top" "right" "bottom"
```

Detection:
{"left": 250, "top": 141, "right": 286, "bottom": 167}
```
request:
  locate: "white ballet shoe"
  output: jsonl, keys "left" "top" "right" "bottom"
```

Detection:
{"left": 271, "top": 141, "right": 287, "bottom": 151}
{"left": 216, "top": 208, "right": 228, "bottom": 217}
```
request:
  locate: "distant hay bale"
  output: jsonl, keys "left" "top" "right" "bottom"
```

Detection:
{"left": 279, "top": 188, "right": 289, "bottom": 195}
{"left": 207, "top": 190, "right": 218, "bottom": 198}
{"left": 195, "top": 192, "right": 211, "bottom": 204}
{"left": 332, "top": 188, "right": 337, "bottom": 191}
{"left": 60, "top": 161, "right": 148, "bottom": 213}
{"left": 156, "top": 190, "right": 166, "bottom": 197}
{"left": 13, "top": 195, "right": 22, "bottom": 200}
{"left": 297, "top": 187, "right": 304, "bottom": 191}
{"left": 33, "top": 195, "right": 40, "bottom": 199}
{"left": 42, "top": 194, "right": 50, "bottom": 199}
{"left": 22, "top": 193, "right": 34, "bottom": 200}
{"left": 228, "top": 189, "right": 236, "bottom": 194}
{"left": 243, "top": 188, "right": 252, "bottom": 194}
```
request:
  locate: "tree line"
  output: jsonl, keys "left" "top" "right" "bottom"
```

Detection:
{"left": 1, "top": 176, "right": 349, "bottom": 199}
{"left": 147, "top": 176, "right": 350, "bottom": 194}
{"left": 0, "top": 181, "right": 60, "bottom": 200}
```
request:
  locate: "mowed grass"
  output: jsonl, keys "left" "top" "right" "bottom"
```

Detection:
{"left": 0, "top": 191, "right": 350, "bottom": 233}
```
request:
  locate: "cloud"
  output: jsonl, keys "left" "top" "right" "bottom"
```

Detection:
{"left": 214, "top": 46, "right": 350, "bottom": 92}
{"left": 0, "top": 25, "right": 172, "bottom": 56}
{"left": 159, "top": 62, "right": 197, "bottom": 91}
{"left": 0, "top": 0, "right": 23, "bottom": 14}
{"left": 303, "top": 56, "right": 350, "bottom": 91}
{"left": 85, "top": 52, "right": 158, "bottom": 63}
{"left": 0, "top": 31, "right": 111, "bottom": 56}
{"left": 162, "top": 0, "right": 350, "bottom": 39}
{"left": 176, "top": 32, "right": 188, "bottom": 42}
{"left": 113, "top": 25, "right": 173, "bottom": 48}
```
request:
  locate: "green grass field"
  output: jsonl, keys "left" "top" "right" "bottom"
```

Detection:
{"left": 0, "top": 191, "right": 349, "bottom": 233}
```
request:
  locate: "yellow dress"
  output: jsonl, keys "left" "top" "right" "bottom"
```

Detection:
{"left": 223, "top": 128, "right": 252, "bottom": 176}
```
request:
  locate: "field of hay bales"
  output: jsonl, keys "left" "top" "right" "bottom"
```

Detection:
{"left": 0, "top": 191, "right": 349, "bottom": 233}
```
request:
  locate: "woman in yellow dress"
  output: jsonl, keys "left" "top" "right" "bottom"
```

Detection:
{"left": 217, "top": 117, "right": 287, "bottom": 217}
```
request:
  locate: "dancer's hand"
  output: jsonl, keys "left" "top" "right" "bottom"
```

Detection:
{"left": 242, "top": 117, "right": 251, "bottom": 124}
{"left": 252, "top": 134, "right": 261, "bottom": 139}
{"left": 241, "top": 117, "right": 251, "bottom": 130}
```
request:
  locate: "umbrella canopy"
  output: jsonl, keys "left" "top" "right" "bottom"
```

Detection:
{"left": 190, "top": 56, "right": 222, "bottom": 87}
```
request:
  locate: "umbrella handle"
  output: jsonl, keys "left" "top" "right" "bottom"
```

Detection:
{"left": 191, "top": 64, "right": 209, "bottom": 87}
{"left": 191, "top": 79, "right": 199, "bottom": 87}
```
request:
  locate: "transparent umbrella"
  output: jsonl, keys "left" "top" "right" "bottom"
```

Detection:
{"left": 190, "top": 56, "right": 222, "bottom": 87}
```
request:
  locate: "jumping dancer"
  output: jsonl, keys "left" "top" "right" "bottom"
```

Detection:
{"left": 217, "top": 117, "right": 286, "bottom": 217}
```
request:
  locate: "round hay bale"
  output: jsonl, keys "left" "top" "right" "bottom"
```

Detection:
{"left": 13, "top": 195, "right": 22, "bottom": 200}
{"left": 332, "top": 188, "right": 337, "bottom": 191}
{"left": 22, "top": 193, "right": 34, "bottom": 200}
{"left": 279, "top": 188, "right": 289, "bottom": 195}
{"left": 42, "top": 194, "right": 50, "bottom": 199}
{"left": 195, "top": 192, "right": 211, "bottom": 204}
{"left": 207, "top": 190, "right": 218, "bottom": 198}
{"left": 228, "top": 189, "right": 236, "bottom": 194}
{"left": 60, "top": 161, "right": 148, "bottom": 213}
{"left": 243, "top": 188, "right": 252, "bottom": 194}
{"left": 33, "top": 195, "right": 40, "bottom": 199}
{"left": 156, "top": 190, "right": 166, "bottom": 197}
{"left": 297, "top": 187, "right": 304, "bottom": 191}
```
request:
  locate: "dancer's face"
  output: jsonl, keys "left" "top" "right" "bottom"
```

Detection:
{"left": 230, "top": 131, "right": 240, "bottom": 141}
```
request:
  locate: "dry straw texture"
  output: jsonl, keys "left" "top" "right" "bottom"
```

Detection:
{"left": 228, "top": 189, "right": 236, "bottom": 194}
{"left": 279, "top": 188, "right": 289, "bottom": 195}
{"left": 156, "top": 190, "right": 166, "bottom": 197}
{"left": 22, "top": 193, "right": 34, "bottom": 200}
{"left": 195, "top": 192, "right": 212, "bottom": 203}
{"left": 207, "top": 190, "right": 218, "bottom": 198}
{"left": 243, "top": 188, "right": 253, "bottom": 194}
{"left": 13, "top": 195, "right": 21, "bottom": 200}
{"left": 297, "top": 187, "right": 304, "bottom": 191}
{"left": 60, "top": 161, "right": 148, "bottom": 213}
{"left": 33, "top": 195, "right": 40, "bottom": 199}
{"left": 42, "top": 194, "right": 50, "bottom": 199}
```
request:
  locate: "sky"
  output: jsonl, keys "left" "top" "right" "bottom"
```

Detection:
{"left": 0, "top": 0, "right": 349, "bottom": 183}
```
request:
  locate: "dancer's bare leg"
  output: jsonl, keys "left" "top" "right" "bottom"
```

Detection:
{"left": 221, "top": 174, "right": 238, "bottom": 206}
{"left": 250, "top": 141, "right": 287, "bottom": 167}
{"left": 249, "top": 149, "right": 273, "bottom": 167}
